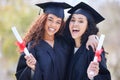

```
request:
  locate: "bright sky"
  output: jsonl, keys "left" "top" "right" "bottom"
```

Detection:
{"left": 28, "top": 0, "right": 120, "bottom": 6}
{"left": 24, "top": 0, "right": 120, "bottom": 18}
{"left": 28, "top": 0, "right": 102, "bottom": 17}
{"left": 29, "top": 0, "right": 90, "bottom": 6}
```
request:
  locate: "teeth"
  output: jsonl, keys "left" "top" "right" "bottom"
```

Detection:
{"left": 73, "top": 28, "right": 78, "bottom": 30}
{"left": 49, "top": 28, "right": 55, "bottom": 32}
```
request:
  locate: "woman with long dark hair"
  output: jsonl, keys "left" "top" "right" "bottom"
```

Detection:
{"left": 65, "top": 2, "right": 111, "bottom": 80}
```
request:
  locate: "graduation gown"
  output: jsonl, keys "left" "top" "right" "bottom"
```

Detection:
{"left": 15, "top": 36, "right": 71, "bottom": 80}
{"left": 67, "top": 44, "right": 111, "bottom": 80}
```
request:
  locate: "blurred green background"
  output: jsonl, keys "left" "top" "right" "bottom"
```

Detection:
{"left": 0, "top": 0, "right": 120, "bottom": 80}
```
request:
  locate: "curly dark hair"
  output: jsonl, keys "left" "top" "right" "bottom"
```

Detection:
{"left": 63, "top": 14, "right": 99, "bottom": 46}
{"left": 23, "top": 13, "right": 65, "bottom": 47}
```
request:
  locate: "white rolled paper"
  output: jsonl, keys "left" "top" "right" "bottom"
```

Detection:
{"left": 11, "top": 26, "right": 30, "bottom": 56}
{"left": 93, "top": 34, "right": 105, "bottom": 62}
{"left": 96, "top": 34, "right": 105, "bottom": 51}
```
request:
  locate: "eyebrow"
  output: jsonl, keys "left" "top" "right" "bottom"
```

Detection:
{"left": 48, "top": 16, "right": 62, "bottom": 22}
{"left": 71, "top": 16, "right": 84, "bottom": 20}
{"left": 48, "top": 16, "right": 53, "bottom": 19}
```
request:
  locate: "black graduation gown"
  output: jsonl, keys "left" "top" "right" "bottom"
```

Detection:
{"left": 15, "top": 36, "right": 71, "bottom": 80}
{"left": 67, "top": 44, "right": 111, "bottom": 80}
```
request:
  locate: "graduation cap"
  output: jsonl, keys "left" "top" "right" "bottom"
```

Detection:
{"left": 68, "top": 2, "right": 105, "bottom": 24}
{"left": 36, "top": 2, "right": 72, "bottom": 19}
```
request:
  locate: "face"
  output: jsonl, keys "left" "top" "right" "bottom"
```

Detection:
{"left": 44, "top": 14, "right": 62, "bottom": 36}
{"left": 69, "top": 14, "right": 88, "bottom": 40}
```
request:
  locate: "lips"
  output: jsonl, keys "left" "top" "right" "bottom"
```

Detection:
{"left": 72, "top": 28, "right": 80, "bottom": 33}
{"left": 72, "top": 29, "right": 80, "bottom": 32}
{"left": 71, "top": 28, "right": 80, "bottom": 37}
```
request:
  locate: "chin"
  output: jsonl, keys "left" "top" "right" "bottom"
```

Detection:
{"left": 72, "top": 36, "right": 77, "bottom": 39}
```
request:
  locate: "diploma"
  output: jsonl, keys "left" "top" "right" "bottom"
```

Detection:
{"left": 11, "top": 26, "right": 30, "bottom": 56}
{"left": 93, "top": 34, "right": 105, "bottom": 62}
{"left": 89, "top": 34, "right": 105, "bottom": 80}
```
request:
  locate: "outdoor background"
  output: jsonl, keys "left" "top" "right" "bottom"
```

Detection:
{"left": 0, "top": 0, "right": 120, "bottom": 80}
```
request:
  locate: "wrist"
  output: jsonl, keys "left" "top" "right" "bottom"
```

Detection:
{"left": 89, "top": 35, "right": 96, "bottom": 39}
{"left": 89, "top": 35, "right": 99, "bottom": 40}
{"left": 31, "top": 65, "right": 36, "bottom": 71}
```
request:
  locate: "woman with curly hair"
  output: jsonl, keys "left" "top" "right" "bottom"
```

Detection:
{"left": 65, "top": 2, "right": 111, "bottom": 80}
{"left": 15, "top": 2, "right": 72, "bottom": 80}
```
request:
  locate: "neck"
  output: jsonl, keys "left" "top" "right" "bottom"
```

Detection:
{"left": 74, "top": 38, "right": 81, "bottom": 48}
{"left": 44, "top": 33, "right": 54, "bottom": 41}
{"left": 43, "top": 33, "right": 55, "bottom": 48}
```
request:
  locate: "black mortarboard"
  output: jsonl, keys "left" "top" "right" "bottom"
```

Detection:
{"left": 36, "top": 2, "right": 72, "bottom": 19}
{"left": 68, "top": 2, "right": 105, "bottom": 24}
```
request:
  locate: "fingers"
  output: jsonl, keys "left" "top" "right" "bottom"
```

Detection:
{"left": 89, "top": 62, "right": 99, "bottom": 73}
{"left": 86, "top": 42, "right": 96, "bottom": 51}
{"left": 93, "top": 40, "right": 98, "bottom": 51}
{"left": 86, "top": 44, "right": 90, "bottom": 50}
{"left": 86, "top": 35, "right": 99, "bottom": 52}
{"left": 87, "top": 61, "right": 99, "bottom": 79}
{"left": 24, "top": 54, "right": 36, "bottom": 67}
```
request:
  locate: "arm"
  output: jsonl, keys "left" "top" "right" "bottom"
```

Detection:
{"left": 15, "top": 54, "right": 42, "bottom": 80}
{"left": 15, "top": 42, "right": 42, "bottom": 80}
{"left": 15, "top": 53, "right": 31, "bottom": 80}
{"left": 87, "top": 49, "right": 111, "bottom": 80}
{"left": 94, "top": 51, "right": 111, "bottom": 80}
{"left": 24, "top": 54, "right": 42, "bottom": 80}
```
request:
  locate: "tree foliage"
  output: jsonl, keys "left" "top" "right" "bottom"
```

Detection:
{"left": 0, "top": 0, "right": 38, "bottom": 62}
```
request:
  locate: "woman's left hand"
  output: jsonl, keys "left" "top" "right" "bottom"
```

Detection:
{"left": 87, "top": 61, "right": 99, "bottom": 79}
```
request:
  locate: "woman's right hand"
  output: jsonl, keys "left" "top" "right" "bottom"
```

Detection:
{"left": 24, "top": 54, "right": 37, "bottom": 71}
{"left": 86, "top": 35, "right": 99, "bottom": 51}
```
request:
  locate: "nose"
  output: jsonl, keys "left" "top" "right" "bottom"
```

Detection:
{"left": 73, "top": 21, "right": 79, "bottom": 27}
{"left": 51, "top": 22, "right": 57, "bottom": 27}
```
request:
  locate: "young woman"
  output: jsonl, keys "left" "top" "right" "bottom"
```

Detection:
{"left": 15, "top": 2, "right": 98, "bottom": 80}
{"left": 65, "top": 2, "right": 111, "bottom": 80}
{"left": 15, "top": 2, "right": 72, "bottom": 80}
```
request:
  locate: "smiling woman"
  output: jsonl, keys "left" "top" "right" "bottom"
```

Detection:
{"left": 15, "top": 2, "right": 72, "bottom": 80}
{"left": 69, "top": 14, "right": 88, "bottom": 40}
{"left": 44, "top": 14, "right": 63, "bottom": 47}
{"left": 44, "top": 14, "right": 62, "bottom": 37}
{"left": 64, "top": 2, "right": 111, "bottom": 80}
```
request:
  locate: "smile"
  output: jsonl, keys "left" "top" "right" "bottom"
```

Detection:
{"left": 48, "top": 27, "right": 56, "bottom": 32}
{"left": 72, "top": 28, "right": 80, "bottom": 33}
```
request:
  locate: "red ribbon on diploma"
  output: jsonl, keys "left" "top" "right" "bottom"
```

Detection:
{"left": 95, "top": 49, "right": 103, "bottom": 62}
{"left": 16, "top": 41, "right": 25, "bottom": 52}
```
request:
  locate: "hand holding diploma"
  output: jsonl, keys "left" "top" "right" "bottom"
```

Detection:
{"left": 11, "top": 26, "right": 30, "bottom": 56}
{"left": 88, "top": 34, "right": 105, "bottom": 80}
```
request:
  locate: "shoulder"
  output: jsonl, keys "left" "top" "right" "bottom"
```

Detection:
{"left": 55, "top": 35, "right": 72, "bottom": 51}
{"left": 55, "top": 35, "right": 67, "bottom": 45}
{"left": 82, "top": 45, "right": 95, "bottom": 60}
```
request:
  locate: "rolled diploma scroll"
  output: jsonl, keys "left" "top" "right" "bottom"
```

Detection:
{"left": 89, "top": 34, "right": 105, "bottom": 79}
{"left": 11, "top": 26, "right": 30, "bottom": 56}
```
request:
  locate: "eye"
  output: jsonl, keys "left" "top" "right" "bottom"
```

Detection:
{"left": 70, "top": 19, "right": 75, "bottom": 22}
{"left": 48, "top": 18, "right": 52, "bottom": 22}
{"left": 78, "top": 20, "right": 84, "bottom": 23}
{"left": 56, "top": 21, "right": 61, "bottom": 25}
